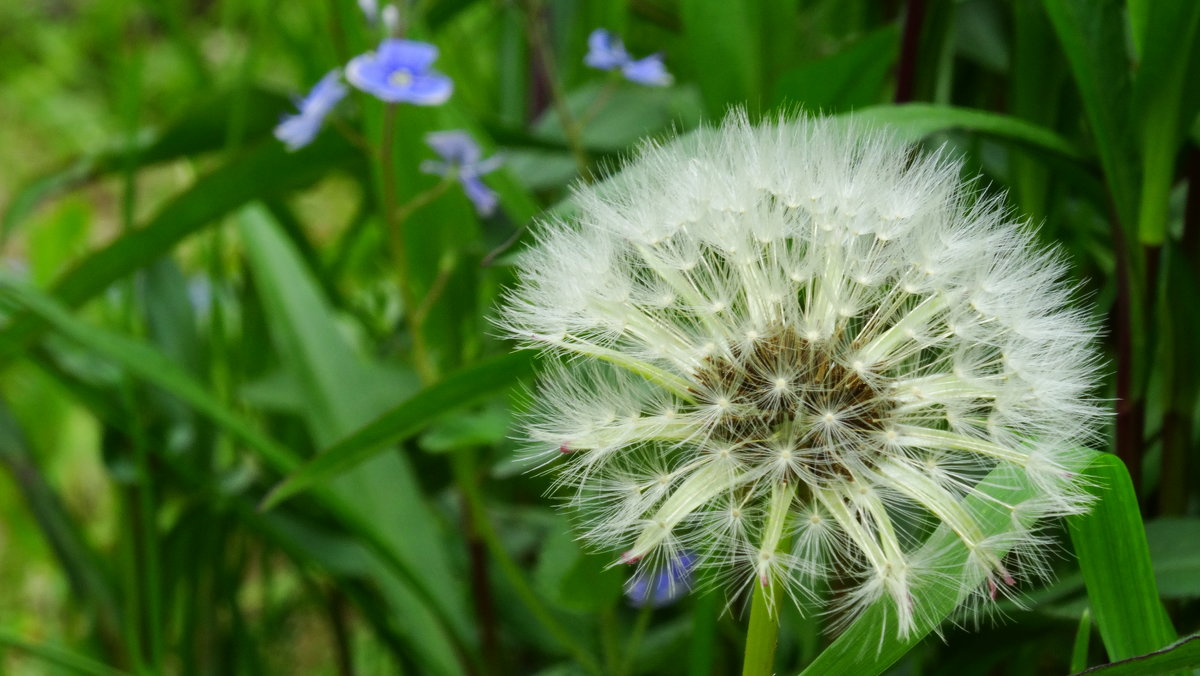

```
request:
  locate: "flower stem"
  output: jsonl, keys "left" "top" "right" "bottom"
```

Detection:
{"left": 742, "top": 580, "right": 780, "bottom": 676}
{"left": 521, "top": 0, "right": 591, "bottom": 179}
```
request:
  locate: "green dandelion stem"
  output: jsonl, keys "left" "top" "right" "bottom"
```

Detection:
{"left": 742, "top": 577, "right": 780, "bottom": 676}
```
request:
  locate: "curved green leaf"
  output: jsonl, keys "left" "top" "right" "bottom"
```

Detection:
{"left": 262, "top": 349, "right": 535, "bottom": 509}
{"left": 1068, "top": 454, "right": 1176, "bottom": 661}
{"left": 1076, "top": 632, "right": 1200, "bottom": 676}
{"left": 847, "top": 103, "right": 1085, "bottom": 160}
{"left": 0, "top": 133, "right": 363, "bottom": 362}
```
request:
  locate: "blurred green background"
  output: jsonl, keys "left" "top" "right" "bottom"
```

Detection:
{"left": 0, "top": 0, "right": 1198, "bottom": 674}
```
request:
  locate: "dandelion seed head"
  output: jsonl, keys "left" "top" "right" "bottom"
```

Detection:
{"left": 499, "top": 112, "right": 1103, "bottom": 638}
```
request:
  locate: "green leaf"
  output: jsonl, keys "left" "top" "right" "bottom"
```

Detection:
{"left": 1041, "top": 0, "right": 1137, "bottom": 227}
{"left": 679, "top": 0, "right": 763, "bottom": 116}
{"left": 1073, "top": 609, "right": 1094, "bottom": 673}
{"left": 534, "top": 516, "right": 625, "bottom": 614}
{"left": 0, "top": 133, "right": 363, "bottom": 362}
{"left": 0, "top": 631, "right": 131, "bottom": 676}
{"left": 419, "top": 403, "right": 513, "bottom": 454}
{"left": 262, "top": 349, "right": 535, "bottom": 508}
{"left": 798, "top": 451, "right": 1094, "bottom": 676}
{"left": 845, "top": 103, "right": 1085, "bottom": 160}
{"left": 0, "top": 270, "right": 468, "bottom": 670}
{"left": 1075, "top": 632, "right": 1200, "bottom": 676}
{"left": 1144, "top": 518, "right": 1200, "bottom": 600}
{"left": 1, "top": 87, "right": 289, "bottom": 242}
{"left": 237, "top": 204, "right": 471, "bottom": 675}
{"left": 771, "top": 26, "right": 900, "bottom": 111}
{"left": 1068, "top": 454, "right": 1176, "bottom": 661}
{"left": 1131, "top": 1, "right": 1200, "bottom": 244}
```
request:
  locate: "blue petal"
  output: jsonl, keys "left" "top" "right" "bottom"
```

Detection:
{"left": 584, "top": 28, "right": 629, "bottom": 70}
{"left": 426, "top": 130, "right": 482, "bottom": 165}
{"left": 397, "top": 73, "right": 453, "bottom": 105}
{"left": 624, "top": 551, "right": 697, "bottom": 608}
{"left": 275, "top": 70, "right": 346, "bottom": 151}
{"left": 460, "top": 174, "right": 499, "bottom": 216}
{"left": 622, "top": 54, "right": 673, "bottom": 86}
{"left": 274, "top": 112, "right": 323, "bottom": 151}
{"left": 376, "top": 38, "right": 440, "bottom": 71}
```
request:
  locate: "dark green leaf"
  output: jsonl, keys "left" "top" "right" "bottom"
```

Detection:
{"left": 0, "top": 133, "right": 364, "bottom": 362}
{"left": 262, "top": 349, "right": 535, "bottom": 508}
{"left": 1068, "top": 454, "right": 1176, "bottom": 661}
{"left": 1076, "top": 632, "right": 1200, "bottom": 676}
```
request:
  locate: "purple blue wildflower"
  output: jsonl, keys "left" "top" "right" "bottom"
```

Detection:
{"left": 345, "top": 39, "right": 453, "bottom": 105}
{"left": 624, "top": 551, "right": 697, "bottom": 608}
{"left": 273, "top": 70, "right": 348, "bottom": 151}
{"left": 421, "top": 130, "right": 503, "bottom": 216}
{"left": 584, "top": 28, "right": 673, "bottom": 86}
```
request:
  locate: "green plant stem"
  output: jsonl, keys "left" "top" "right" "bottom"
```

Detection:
{"left": 378, "top": 104, "right": 437, "bottom": 383}
{"left": 521, "top": 0, "right": 590, "bottom": 179}
{"left": 452, "top": 450, "right": 603, "bottom": 675}
{"left": 742, "top": 580, "right": 780, "bottom": 676}
{"left": 618, "top": 605, "right": 654, "bottom": 676}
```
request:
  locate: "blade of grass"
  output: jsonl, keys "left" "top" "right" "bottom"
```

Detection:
{"left": 1073, "top": 609, "right": 1094, "bottom": 673}
{"left": 1075, "top": 632, "right": 1200, "bottom": 676}
{"left": 798, "top": 451, "right": 1095, "bottom": 676}
{"left": 0, "top": 133, "right": 364, "bottom": 364}
{"left": 0, "top": 273, "right": 470, "bottom": 672}
{"left": 1, "top": 87, "right": 290, "bottom": 243}
{"left": 847, "top": 103, "right": 1085, "bottom": 160}
{"left": 1067, "top": 454, "right": 1176, "bottom": 661}
{"left": 1132, "top": 2, "right": 1200, "bottom": 246}
{"left": 262, "top": 350, "right": 535, "bottom": 508}
{"left": 0, "top": 632, "right": 131, "bottom": 676}
{"left": 237, "top": 205, "right": 474, "bottom": 675}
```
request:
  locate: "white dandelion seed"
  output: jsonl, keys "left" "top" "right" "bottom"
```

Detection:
{"left": 498, "top": 112, "right": 1103, "bottom": 639}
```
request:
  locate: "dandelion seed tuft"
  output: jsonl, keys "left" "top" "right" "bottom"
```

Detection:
{"left": 500, "top": 112, "right": 1103, "bottom": 638}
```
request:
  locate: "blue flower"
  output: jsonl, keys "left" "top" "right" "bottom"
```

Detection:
{"left": 624, "top": 551, "right": 697, "bottom": 608}
{"left": 622, "top": 54, "right": 673, "bottom": 87}
{"left": 345, "top": 39, "right": 453, "bottom": 105}
{"left": 584, "top": 28, "right": 673, "bottom": 87}
{"left": 274, "top": 70, "right": 348, "bottom": 151}
{"left": 584, "top": 28, "right": 629, "bottom": 70}
{"left": 421, "top": 130, "right": 503, "bottom": 216}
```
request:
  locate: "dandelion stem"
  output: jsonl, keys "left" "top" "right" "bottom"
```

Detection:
{"left": 742, "top": 577, "right": 780, "bottom": 676}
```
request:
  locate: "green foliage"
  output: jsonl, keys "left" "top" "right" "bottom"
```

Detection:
{"left": 0, "top": 0, "right": 1197, "bottom": 674}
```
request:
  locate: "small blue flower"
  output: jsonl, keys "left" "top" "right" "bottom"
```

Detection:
{"left": 345, "top": 39, "right": 453, "bottom": 105}
{"left": 274, "top": 70, "right": 348, "bottom": 151}
{"left": 622, "top": 54, "right": 673, "bottom": 87}
{"left": 421, "top": 130, "right": 503, "bottom": 216}
{"left": 584, "top": 28, "right": 629, "bottom": 70}
{"left": 584, "top": 28, "right": 673, "bottom": 87}
{"left": 624, "top": 551, "right": 697, "bottom": 608}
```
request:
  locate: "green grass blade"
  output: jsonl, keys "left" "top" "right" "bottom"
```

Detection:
{"left": 1131, "top": 2, "right": 1200, "bottom": 245}
{"left": 1041, "top": 0, "right": 1137, "bottom": 227}
{"left": 237, "top": 204, "right": 473, "bottom": 674}
{"left": 846, "top": 103, "right": 1085, "bottom": 160}
{"left": 1068, "top": 454, "right": 1176, "bottom": 661}
{"left": 1, "top": 87, "right": 290, "bottom": 242}
{"left": 0, "top": 277, "right": 300, "bottom": 472}
{"left": 0, "top": 631, "right": 131, "bottom": 676}
{"left": 1073, "top": 609, "right": 1094, "bottom": 673}
{"left": 1075, "top": 632, "right": 1200, "bottom": 676}
{"left": 0, "top": 133, "right": 363, "bottom": 362}
{"left": 798, "top": 451, "right": 1094, "bottom": 676}
{"left": 679, "top": 0, "right": 763, "bottom": 116}
{"left": 771, "top": 25, "right": 899, "bottom": 111}
{"left": 262, "top": 350, "right": 535, "bottom": 509}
